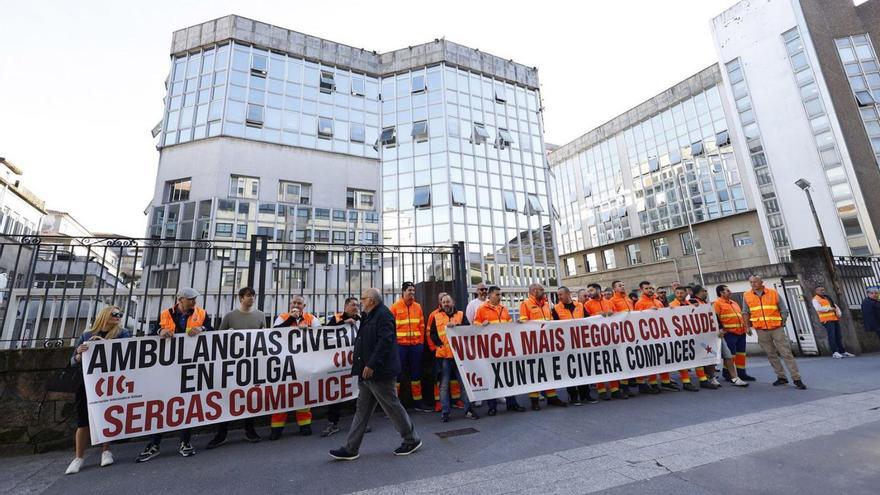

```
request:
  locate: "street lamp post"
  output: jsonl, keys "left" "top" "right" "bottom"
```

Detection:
{"left": 676, "top": 172, "right": 705, "bottom": 285}
{"left": 795, "top": 178, "right": 827, "bottom": 248}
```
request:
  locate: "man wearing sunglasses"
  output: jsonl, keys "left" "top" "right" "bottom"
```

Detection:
{"left": 466, "top": 283, "right": 489, "bottom": 325}
{"left": 137, "top": 288, "right": 212, "bottom": 463}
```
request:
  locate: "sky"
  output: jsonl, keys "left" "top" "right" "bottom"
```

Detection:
{"left": 0, "top": 0, "right": 738, "bottom": 237}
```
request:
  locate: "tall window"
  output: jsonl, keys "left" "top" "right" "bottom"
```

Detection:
{"left": 652, "top": 237, "right": 669, "bottom": 260}
{"left": 584, "top": 253, "right": 599, "bottom": 273}
{"left": 279, "top": 181, "right": 310, "bottom": 204}
{"left": 347, "top": 189, "right": 375, "bottom": 210}
{"left": 565, "top": 257, "right": 576, "bottom": 277}
{"left": 603, "top": 249, "right": 616, "bottom": 270}
{"left": 165, "top": 178, "right": 191, "bottom": 203}
{"left": 680, "top": 232, "right": 701, "bottom": 256}
{"left": 626, "top": 243, "right": 642, "bottom": 266}
{"left": 230, "top": 175, "right": 259, "bottom": 199}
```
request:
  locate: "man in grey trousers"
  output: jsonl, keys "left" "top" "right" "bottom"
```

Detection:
{"left": 330, "top": 288, "right": 422, "bottom": 460}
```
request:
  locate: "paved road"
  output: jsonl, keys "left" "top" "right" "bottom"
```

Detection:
{"left": 4, "top": 354, "right": 880, "bottom": 495}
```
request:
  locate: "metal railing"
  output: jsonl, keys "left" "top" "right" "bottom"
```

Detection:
{"left": 833, "top": 255, "right": 880, "bottom": 308}
{"left": 0, "top": 235, "right": 467, "bottom": 349}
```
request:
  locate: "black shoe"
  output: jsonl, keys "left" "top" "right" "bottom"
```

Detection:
{"left": 794, "top": 380, "right": 807, "bottom": 390}
{"left": 651, "top": 384, "right": 663, "bottom": 393}
{"left": 638, "top": 383, "right": 652, "bottom": 394}
{"left": 465, "top": 408, "right": 480, "bottom": 420}
{"left": 178, "top": 442, "right": 195, "bottom": 457}
{"left": 441, "top": 412, "right": 450, "bottom": 423}
{"left": 772, "top": 378, "right": 789, "bottom": 387}
{"left": 487, "top": 408, "right": 497, "bottom": 416}
{"left": 547, "top": 397, "right": 568, "bottom": 407}
{"left": 661, "top": 382, "right": 680, "bottom": 392}
{"left": 612, "top": 390, "right": 629, "bottom": 400}
{"left": 584, "top": 393, "right": 600, "bottom": 404}
{"left": 393, "top": 440, "right": 423, "bottom": 456}
{"left": 570, "top": 399, "right": 582, "bottom": 406}
{"left": 205, "top": 434, "right": 227, "bottom": 450}
{"left": 414, "top": 403, "right": 433, "bottom": 413}
{"left": 530, "top": 398, "right": 541, "bottom": 411}
{"left": 625, "top": 387, "right": 638, "bottom": 398}
{"left": 320, "top": 422, "right": 340, "bottom": 438}
{"left": 601, "top": 391, "right": 612, "bottom": 401}
{"left": 329, "top": 447, "right": 359, "bottom": 461}
{"left": 245, "top": 428, "right": 262, "bottom": 443}
{"left": 509, "top": 405, "right": 527, "bottom": 412}
{"left": 683, "top": 383, "right": 700, "bottom": 392}
{"left": 699, "top": 380, "right": 718, "bottom": 390}
{"left": 738, "top": 372, "right": 757, "bottom": 382}
{"left": 135, "top": 444, "right": 159, "bottom": 463}
{"left": 269, "top": 427, "right": 283, "bottom": 441}
{"left": 299, "top": 425, "right": 312, "bottom": 436}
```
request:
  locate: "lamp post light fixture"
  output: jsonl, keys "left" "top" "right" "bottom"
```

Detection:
{"left": 795, "top": 178, "right": 827, "bottom": 248}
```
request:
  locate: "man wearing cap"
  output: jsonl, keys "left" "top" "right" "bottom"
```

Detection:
{"left": 136, "top": 288, "right": 211, "bottom": 463}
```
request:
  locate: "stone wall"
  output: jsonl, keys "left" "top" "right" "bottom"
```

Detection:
{"left": 0, "top": 347, "right": 77, "bottom": 456}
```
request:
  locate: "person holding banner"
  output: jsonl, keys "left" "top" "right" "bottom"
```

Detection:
{"left": 428, "top": 294, "right": 479, "bottom": 422}
{"left": 576, "top": 288, "right": 590, "bottom": 306}
{"left": 670, "top": 287, "right": 709, "bottom": 392}
{"left": 330, "top": 288, "right": 422, "bottom": 460}
{"left": 519, "top": 283, "right": 567, "bottom": 411}
{"left": 269, "top": 295, "right": 319, "bottom": 440}
{"left": 391, "top": 282, "right": 430, "bottom": 412}
{"left": 585, "top": 284, "right": 622, "bottom": 400}
{"left": 206, "top": 287, "right": 266, "bottom": 449}
{"left": 603, "top": 287, "right": 614, "bottom": 301}
{"left": 609, "top": 281, "right": 642, "bottom": 396}
{"left": 552, "top": 287, "right": 598, "bottom": 406}
{"left": 475, "top": 286, "right": 527, "bottom": 416}
{"left": 322, "top": 297, "right": 364, "bottom": 437}
{"left": 136, "top": 288, "right": 210, "bottom": 463}
{"left": 65, "top": 306, "right": 131, "bottom": 475}
{"left": 635, "top": 281, "right": 678, "bottom": 393}
{"left": 690, "top": 285, "right": 723, "bottom": 388}
{"left": 428, "top": 292, "right": 464, "bottom": 413}
{"left": 743, "top": 276, "right": 807, "bottom": 390}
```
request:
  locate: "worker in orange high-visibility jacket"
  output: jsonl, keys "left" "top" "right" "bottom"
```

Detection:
{"left": 391, "top": 282, "right": 431, "bottom": 411}
{"left": 583, "top": 284, "right": 621, "bottom": 400}
{"left": 474, "top": 286, "right": 526, "bottom": 415}
{"left": 714, "top": 284, "right": 756, "bottom": 382}
{"left": 743, "top": 276, "right": 806, "bottom": 389}
{"left": 670, "top": 287, "right": 711, "bottom": 392}
{"left": 426, "top": 292, "right": 464, "bottom": 412}
{"left": 633, "top": 281, "right": 677, "bottom": 393}
{"left": 428, "top": 294, "right": 479, "bottom": 422}
{"left": 609, "top": 281, "right": 640, "bottom": 397}
{"left": 812, "top": 285, "right": 853, "bottom": 358}
{"left": 552, "top": 286, "right": 598, "bottom": 406}
{"left": 269, "top": 295, "right": 318, "bottom": 440}
{"left": 519, "top": 283, "right": 568, "bottom": 411}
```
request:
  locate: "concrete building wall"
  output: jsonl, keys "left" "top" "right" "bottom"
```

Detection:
{"left": 153, "top": 136, "right": 379, "bottom": 212}
{"left": 560, "top": 211, "right": 770, "bottom": 290}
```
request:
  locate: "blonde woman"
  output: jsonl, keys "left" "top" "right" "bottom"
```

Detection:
{"left": 65, "top": 306, "right": 131, "bottom": 475}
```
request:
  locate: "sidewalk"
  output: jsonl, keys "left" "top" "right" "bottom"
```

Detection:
{"left": 4, "top": 354, "right": 879, "bottom": 495}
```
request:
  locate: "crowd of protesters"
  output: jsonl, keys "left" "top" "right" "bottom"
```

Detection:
{"left": 66, "top": 274, "right": 868, "bottom": 472}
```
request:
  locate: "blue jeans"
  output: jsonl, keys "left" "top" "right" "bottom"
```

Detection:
{"left": 823, "top": 321, "right": 846, "bottom": 354}
{"left": 439, "top": 358, "right": 470, "bottom": 414}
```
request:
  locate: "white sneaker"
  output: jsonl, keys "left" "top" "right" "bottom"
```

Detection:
{"left": 832, "top": 352, "right": 843, "bottom": 359}
{"left": 843, "top": 352, "right": 855, "bottom": 358}
{"left": 65, "top": 457, "right": 84, "bottom": 475}
{"left": 710, "top": 377, "right": 721, "bottom": 386}
{"left": 731, "top": 377, "right": 749, "bottom": 387}
{"left": 101, "top": 451, "right": 114, "bottom": 467}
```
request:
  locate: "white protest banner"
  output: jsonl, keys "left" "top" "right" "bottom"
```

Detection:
{"left": 81, "top": 326, "right": 357, "bottom": 444}
{"left": 447, "top": 305, "right": 721, "bottom": 401}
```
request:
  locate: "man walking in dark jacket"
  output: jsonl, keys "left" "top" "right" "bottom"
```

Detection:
{"left": 330, "top": 288, "right": 422, "bottom": 460}
{"left": 861, "top": 286, "right": 880, "bottom": 336}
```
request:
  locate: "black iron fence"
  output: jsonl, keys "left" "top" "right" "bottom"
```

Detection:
{"left": 0, "top": 235, "right": 467, "bottom": 349}
{"left": 833, "top": 255, "right": 880, "bottom": 308}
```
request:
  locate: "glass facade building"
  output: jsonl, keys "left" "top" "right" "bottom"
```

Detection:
{"left": 149, "top": 16, "right": 556, "bottom": 299}
{"left": 550, "top": 69, "right": 749, "bottom": 267}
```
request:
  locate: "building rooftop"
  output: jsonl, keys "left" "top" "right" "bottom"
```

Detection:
{"left": 171, "top": 15, "right": 539, "bottom": 89}
{"left": 548, "top": 64, "right": 723, "bottom": 164}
